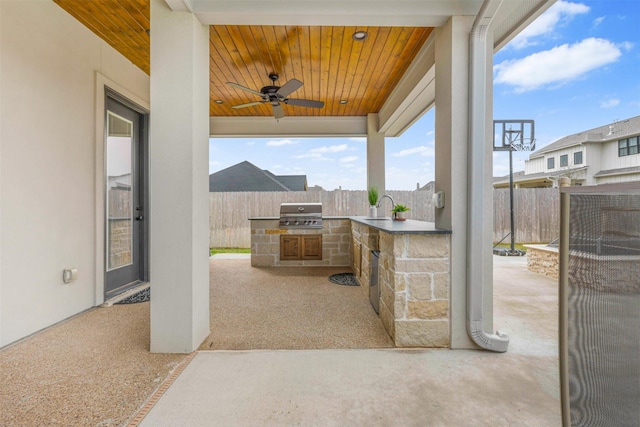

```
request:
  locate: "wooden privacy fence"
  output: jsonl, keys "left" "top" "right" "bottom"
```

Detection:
{"left": 209, "top": 188, "right": 560, "bottom": 248}
{"left": 493, "top": 187, "right": 559, "bottom": 244}
{"left": 209, "top": 190, "right": 435, "bottom": 248}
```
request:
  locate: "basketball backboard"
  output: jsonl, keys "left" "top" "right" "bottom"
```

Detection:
{"left": 493, "top": 119, "right": 535, "bottom": 152}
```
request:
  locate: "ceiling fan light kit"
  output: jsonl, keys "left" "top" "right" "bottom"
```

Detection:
{"left": 227, "top": 73, "right": 324, "bottom": 119}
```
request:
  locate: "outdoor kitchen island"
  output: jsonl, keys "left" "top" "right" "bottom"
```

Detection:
{"left": 250, "top": 215, "right": 452, "bottom": 348}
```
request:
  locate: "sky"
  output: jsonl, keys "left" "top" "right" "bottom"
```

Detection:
{"left": 209, "top": 1, "right": 640, "bottom": 190}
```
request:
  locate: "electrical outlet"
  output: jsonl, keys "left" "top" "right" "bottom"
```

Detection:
{"left": 62, "top": 269, "right": 78, "bottom": 284}
{"left": 433, "top": 191, "right": 445, "bottom": 209}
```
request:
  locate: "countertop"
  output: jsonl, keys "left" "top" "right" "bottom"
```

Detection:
{"left": 249, "top": 216, "right": 451, "bottom": 235}
{"left": 349, "top": 216, "right": 451, "bottom": 234}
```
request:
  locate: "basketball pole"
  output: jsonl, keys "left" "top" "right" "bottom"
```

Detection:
{"left": 505, "top": 128, "right": 519, "bottom": 254}
{"left": 508, "top": 145, "right": 515, "bottom": 253}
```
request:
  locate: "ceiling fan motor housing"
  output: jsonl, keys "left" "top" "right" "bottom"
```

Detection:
{"left": 261, "top": 86, "right": 281, "bottom": 95}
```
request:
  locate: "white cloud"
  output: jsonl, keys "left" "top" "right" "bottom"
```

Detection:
{"left": 310, "top": 144, "right": 348, "bottom": 154}
{"left": 508, "top": 1, "right": 590, "bottom": 49}
{"left": 293, "top": 144, "right": 349, "bottom": 160}
{"left": 619, "top": 41, "right": 634, "bottom": 52}
{"left": 266, "top": 138, "right": 298, "bottom": 147}
{"left": 593, "top": 16, "right": 605, "bottom": 27}
{"left": 600, "top": 98, "right": 620, "bottom": 108}
{"left": 340, "top": 156, "right": 358, "bottom": 163}
{"left": 392, "top": 146, "right": 434, "bottom": 157}
{"left": 293, "top": 152, "right": 331, "bottom": 160}
{"left": 494, "top": 38, "right": 622, "bottom": 92}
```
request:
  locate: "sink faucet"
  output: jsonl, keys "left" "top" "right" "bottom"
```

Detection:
{"left": 376, "top": 194, "right": 395, "bottom": 210}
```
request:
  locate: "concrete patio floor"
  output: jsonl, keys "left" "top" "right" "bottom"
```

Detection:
{"left": 0, "top": 255, "right": 561, "bottom": 426}
{"left": 136, "top": 255, "right": 561, "bottom": 426}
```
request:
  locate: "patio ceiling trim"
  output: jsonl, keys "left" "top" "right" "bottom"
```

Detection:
{"left": 173, "top": 1, "right": 485, "bottom": 27}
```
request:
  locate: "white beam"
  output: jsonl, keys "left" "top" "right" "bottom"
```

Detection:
{"left": 210, "top": 116, "right": 367, "bottom": 137}
{"left": 185, "top": 1, "right": 483, "bottom": 26}
{"left": 164, "top": 0, "right": 193, "bottom": 12}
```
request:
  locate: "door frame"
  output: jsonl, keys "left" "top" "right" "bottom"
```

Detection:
{"left": 95, "top": 73, "right": 150, "bottom": 305}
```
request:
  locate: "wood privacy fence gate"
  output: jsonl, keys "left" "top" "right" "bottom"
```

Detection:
{"left": 209, "top": 188, "right": 560, "bottom": 248}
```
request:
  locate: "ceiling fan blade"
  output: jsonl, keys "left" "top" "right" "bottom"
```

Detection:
{"left": 285, "top": 99, "right": 325, "bottom": 108}
{"left": 231, "top": 101, "right": 265, "bottom": 109}
{"left": 226, "top": 82, "right": 263, "bottom": 97}
{"left": 272, "top": 103, "right": 284, "bottom": 119}
{"left": 276, "top": 79, "right": 303, "bottom": 98}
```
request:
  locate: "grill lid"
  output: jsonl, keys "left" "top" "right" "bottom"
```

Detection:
{"left": 279, "top": 202, "right": 322, "bottom": 216}
{"left": 279, "top": 203, "right": 322, "bottom": 228}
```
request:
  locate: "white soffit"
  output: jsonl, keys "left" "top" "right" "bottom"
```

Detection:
{"left": 209, "top": 116, "right": 368, "bottom": 138}
{"left": 378, "top": 32, "right": 436, "bottom": 137}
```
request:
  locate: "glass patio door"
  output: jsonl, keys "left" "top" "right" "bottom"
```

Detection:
{"left": 105, "top": 95, "right": 148, "bottom": 298}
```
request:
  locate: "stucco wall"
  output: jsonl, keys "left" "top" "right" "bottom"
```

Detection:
{"left": 0, "top": 1, "right": 149, "bottom": 346}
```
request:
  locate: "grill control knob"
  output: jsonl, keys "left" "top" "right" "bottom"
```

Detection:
{"left": 294, "top": 220, "right": 299, "bottom": 225}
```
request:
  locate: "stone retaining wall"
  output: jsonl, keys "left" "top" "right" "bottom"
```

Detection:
{"left": 525, "top": 245, "right": 558, "bottom": 279}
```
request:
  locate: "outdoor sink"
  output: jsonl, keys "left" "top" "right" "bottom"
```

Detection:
{"left": 365, "top": 217, "right": 392, "bottom": 220}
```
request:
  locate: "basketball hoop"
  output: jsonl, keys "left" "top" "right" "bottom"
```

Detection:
{"left": 493, "top": 119, "right": 535, "bottom": 256}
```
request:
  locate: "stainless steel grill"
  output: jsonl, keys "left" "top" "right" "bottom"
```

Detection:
{"left": 279, "top": 202, "right": 323, "bottom": 228}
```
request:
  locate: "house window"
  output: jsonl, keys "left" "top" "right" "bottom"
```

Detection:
{"left": 619, "top": 136, "right": 639, "bottom": 157}
{"left": 560, "top": 154, "right": 568, "bottom": 167}
{"left": 574, "top": 151, "right": 583, "bottom": 165}
{"left": 547, "top": 157, "right": 555, "bottom": 169}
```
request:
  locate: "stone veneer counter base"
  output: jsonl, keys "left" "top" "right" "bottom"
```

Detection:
{"left": 250, "top": 217, "right": 352, "bottom": 267}
{"left": 350, "top": 219, "right": 451, "bottom": 349}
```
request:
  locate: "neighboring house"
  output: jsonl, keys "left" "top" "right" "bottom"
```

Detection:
{"left": 209, "top": 161, "right": 307, "bottom": 192}
{"left": 418, "top": 181, "right": 436, "bottom": 192}
{"left": 108, "top": 173, "right": 132, "bottom": 190}
{"left": 494, "top": 115, "right": 640, "bottom": 188}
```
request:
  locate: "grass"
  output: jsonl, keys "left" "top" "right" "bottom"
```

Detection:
{"left": 210, "top": 247, "right": 251, "bottom": 256}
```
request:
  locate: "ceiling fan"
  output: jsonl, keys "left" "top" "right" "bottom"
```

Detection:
{"left": 227, "top": 73, "right": 324, "bottom": 119}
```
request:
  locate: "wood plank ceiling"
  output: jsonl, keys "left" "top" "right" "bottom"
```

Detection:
{"left": 53, "top": 0, "right": 432, "bottom": 118}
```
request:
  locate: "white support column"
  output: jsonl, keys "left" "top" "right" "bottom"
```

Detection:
{"left": 434, "top": 16, "right": 478, "bottom": 349}
{"left": 367, "top": 113, "right": 385, "bottom": 195}
{"left": 149, "top": 0, "right": 210, "bottom": 353}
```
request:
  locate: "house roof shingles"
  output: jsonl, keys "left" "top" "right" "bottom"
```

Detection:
{"left": 529, "top": 115, "right": 640, "bottom": 159}
{"left": 209, "top": 161, "right": 307, "bottom": 192}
